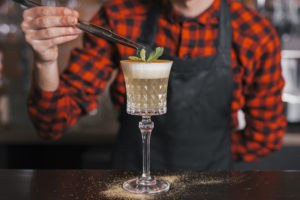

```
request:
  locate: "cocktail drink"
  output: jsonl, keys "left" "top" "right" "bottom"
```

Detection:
{"left": 122, "top": 60, "right": 172, "bottom": 115}
{"left": 121, "top": 59, "right": 173, "bottom": 194}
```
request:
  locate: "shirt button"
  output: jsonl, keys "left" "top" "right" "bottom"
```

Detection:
{"left": 184, "top": 53, "right": 189, "bottom": 59}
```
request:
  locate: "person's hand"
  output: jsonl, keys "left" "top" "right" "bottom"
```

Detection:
{"left": 20, "top": 6, "right": 82, "bottom": 91}
{"left": 20, "top": 6, "right": 82, "bottom": 65}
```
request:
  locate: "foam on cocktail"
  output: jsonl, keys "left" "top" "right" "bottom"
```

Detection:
{"left": 121, "top": 60, "right": 172, "bottom": 79}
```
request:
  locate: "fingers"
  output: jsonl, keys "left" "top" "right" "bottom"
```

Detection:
{"left": 48, "top": 34, "right": 79, "bottom": 46}
{"left": 31, "top": 27, "right": 82, "bottom": 40}
{"left": 72, "top": 10, "right": 79, "bottom": 18}
{"left": 29, "top": 15, "right": 78, "bottom": 30}
{"left": 30, "top": 34, "right": 79, "bottom": 53}
{"left": 20, "top": 6, "right": 81, "bottom": 64}
{"left": 23, "top": 6, "right": 74, "bottom": 19}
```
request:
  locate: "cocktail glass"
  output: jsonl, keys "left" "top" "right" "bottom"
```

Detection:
{"left": 121, "top": 60, "right": 173, "bottom": 194}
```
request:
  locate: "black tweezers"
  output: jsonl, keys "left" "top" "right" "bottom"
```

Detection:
{"left": 13, "top": 0, "right": 145, "bottom": 50}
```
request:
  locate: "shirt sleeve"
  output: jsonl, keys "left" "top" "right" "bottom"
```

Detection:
{"left": 231, "top": 30, "right": 287, "bottom": 162}
{"left": 27, "top": 6, "right": 119, "bottom": 140}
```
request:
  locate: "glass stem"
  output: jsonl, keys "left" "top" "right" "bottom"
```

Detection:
{"left": 139, "top": 116, "right": 154, "bottom": 182}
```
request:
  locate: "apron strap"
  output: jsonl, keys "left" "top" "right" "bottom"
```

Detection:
{"left": 218, "top": 0, "right": 232, "bottom": 53}
{"left": 136, "top": 0, "right": 161, "bottom": 54}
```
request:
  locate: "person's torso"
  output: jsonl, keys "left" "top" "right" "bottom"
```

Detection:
{"left": 104, "top": 0, "right": 277, "bottom": 133}
{"left": 110, "top": 0, "right": 233, "bottom": 170}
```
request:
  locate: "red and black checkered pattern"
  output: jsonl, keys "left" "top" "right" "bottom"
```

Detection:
{"left": 27, "top": 0, "right": 287, "bottom": 161}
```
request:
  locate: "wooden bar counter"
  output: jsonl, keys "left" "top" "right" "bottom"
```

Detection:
{"left": 0, "top": 170, "right": 299, "bottom": 199}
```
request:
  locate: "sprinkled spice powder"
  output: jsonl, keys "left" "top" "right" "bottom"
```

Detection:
{"left": 99, "top": 171, "right": 249, "bottom": 200}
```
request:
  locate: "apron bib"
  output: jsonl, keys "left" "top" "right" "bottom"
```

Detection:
{"left": 111, "top": 0, "right": 233, "bottom": 170}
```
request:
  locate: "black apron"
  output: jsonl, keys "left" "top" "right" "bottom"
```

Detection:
{"left": 111, "top": 0, "right": 233, "bottom": 170}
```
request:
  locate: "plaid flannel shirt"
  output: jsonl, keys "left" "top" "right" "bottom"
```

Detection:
{"left": 28, "top": 0, "right": 287, "bottom": 162}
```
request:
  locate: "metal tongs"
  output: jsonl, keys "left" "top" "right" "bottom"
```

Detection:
{"left": 13, "top": 0, "right": 145, "bottom": 50}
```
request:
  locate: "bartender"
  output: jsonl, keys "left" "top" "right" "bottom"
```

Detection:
{"left": 22, "top": 0, "right": 287, "bottom": 170}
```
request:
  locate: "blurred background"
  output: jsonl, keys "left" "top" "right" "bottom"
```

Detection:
{"left": 0, "top": 0, "right": 300, "bottom": 170}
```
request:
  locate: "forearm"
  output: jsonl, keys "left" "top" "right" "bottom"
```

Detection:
{"left": 33, "top": 59, "right": 60, "bottom": 92}
{"left": 28, "top": 49, "right": 115, "bottom": 139}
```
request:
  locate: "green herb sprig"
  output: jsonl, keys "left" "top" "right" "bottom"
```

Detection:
{"left": 128, "top": 47, "right": 164, "bottom": 62}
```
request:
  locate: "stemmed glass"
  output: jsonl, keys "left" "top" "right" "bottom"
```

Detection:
{"left": 121, "top": 60, "right": 173, "bottom": 194}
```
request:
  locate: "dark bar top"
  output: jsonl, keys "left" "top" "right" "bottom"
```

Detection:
{"left": 0, "top": 170, "right": 300, "bottom": 200}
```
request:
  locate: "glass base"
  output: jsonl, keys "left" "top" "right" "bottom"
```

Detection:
{"left": 123, "top": 179, "right": 170, "bottom": 194}
{"left": 127, "top": 106, "right": 167, "bottom": 116}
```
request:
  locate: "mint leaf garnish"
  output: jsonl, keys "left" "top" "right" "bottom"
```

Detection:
{"left": 147, "top": 47, "right": 164, "bottom": 62}
{"left": 128, "top": 47, "right": 164, "bottom": 62}
{"left": 128, "top": 56, "right": 144, "bottom": 61}
{"left": 140, "top": 49, "right": 146, "bottom": 61}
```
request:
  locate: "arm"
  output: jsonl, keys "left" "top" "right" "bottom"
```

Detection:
{"left": 27, "top": 7, "right": 119, "bottom": 139}
{"left": 232, "top": 31, "right": 287, "bottom": 162}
